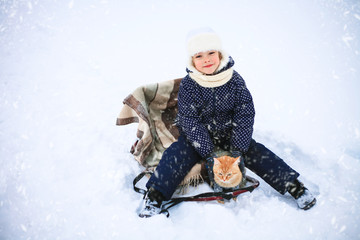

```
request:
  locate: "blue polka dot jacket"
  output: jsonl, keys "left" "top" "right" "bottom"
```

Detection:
{"left": 177, "top": 56, "right": 255, "bottom": 158}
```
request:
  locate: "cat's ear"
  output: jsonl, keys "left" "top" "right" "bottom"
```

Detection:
{"left": 213, "top": 158, "right": 220, "bottom": 165}
{"left": 234, "top": 157, "right": 241, "bottom": 165}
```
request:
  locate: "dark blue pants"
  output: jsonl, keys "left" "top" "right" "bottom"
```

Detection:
{"left": 146, "top": 134, "right": 299, "bottom": 200}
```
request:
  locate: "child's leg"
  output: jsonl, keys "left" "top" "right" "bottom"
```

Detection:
{"left": 146, "top": 134, "right": 202, "bottom": 200}
{"left": 244, "top": 139, "right": 300, "bottom": 194}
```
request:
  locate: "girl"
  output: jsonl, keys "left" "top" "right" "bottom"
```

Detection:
{"left": 138, "top": 28, "right": 316, "bottom": 218}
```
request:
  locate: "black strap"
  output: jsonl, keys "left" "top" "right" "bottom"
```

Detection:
{"left": 133, "top": 170, "right": 259, "bottom": 214}
{"left": 160, "top": 176, "right": 259, "bottom": 213}
{"left": 133, "top": 170, "right": 153, "bottom": 196}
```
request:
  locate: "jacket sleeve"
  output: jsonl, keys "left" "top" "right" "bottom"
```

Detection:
{"left": 177, "top": 78, "right": 214, "bottom": 157}
{"left": 231, "top": 78, "right": 255, "bottom": 153}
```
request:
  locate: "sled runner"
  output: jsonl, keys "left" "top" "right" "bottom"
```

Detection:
{"left": 133, "top": 169, "right": 260, "bottom": 217}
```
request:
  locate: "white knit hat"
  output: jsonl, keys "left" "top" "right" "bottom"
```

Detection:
{"left": 186, "top": 27, "right": 229, "bottom": 74}
{"left": 187, "top": 27, "right": 223, "bottom": 57}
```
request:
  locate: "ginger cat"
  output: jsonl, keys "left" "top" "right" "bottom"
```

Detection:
{"left": 213, "top": 156, "right": 243, "bottom": 188}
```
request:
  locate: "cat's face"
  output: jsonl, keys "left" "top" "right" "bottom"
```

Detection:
{"left": 213, "top": 156, "right": 242, "bottom": 188}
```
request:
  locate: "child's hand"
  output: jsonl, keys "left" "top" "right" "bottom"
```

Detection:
{"left": 204, "top": 153, "right": 223, "bottom": 192}
{"left": 230, "top": 149, "right": 242, "bottom": 158}
{"left": 205, "top": 153, "right": 217, "bottom": 163}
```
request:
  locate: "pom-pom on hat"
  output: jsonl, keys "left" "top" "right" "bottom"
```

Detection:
{"left": 186, "top": 27, "right": 223, "bottom": 57}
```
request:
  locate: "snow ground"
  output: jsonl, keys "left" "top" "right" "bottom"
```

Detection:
{"left": 0, "top": 0, "right": 359, "bottom": 239}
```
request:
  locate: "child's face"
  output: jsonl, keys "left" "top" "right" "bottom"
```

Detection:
{"left": 192, "top": 50, "right": 220, "bottom": 75}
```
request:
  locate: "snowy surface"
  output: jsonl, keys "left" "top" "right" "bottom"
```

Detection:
{"left": 1, "top": 0, "right": 360, "bottom": 239}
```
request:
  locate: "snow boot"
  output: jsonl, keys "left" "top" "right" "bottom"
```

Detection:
{"left": 295, "top": 188, "right": 317, "bottom": 210}
{"left": 287, "top": 179, "right": 316, "bottom": 210}
{"left": 138, "top": 187, "right": 165, "bottom": 218}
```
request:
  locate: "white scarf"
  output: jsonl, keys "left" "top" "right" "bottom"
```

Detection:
{"left": 187, "top": 52, "right": 233, "bottom": 88}
{"left": 189, "top": 68, "right": 233, "bottom": 88}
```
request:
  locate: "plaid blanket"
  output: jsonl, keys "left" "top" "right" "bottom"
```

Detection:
{"left": 116, "top": 78, "right": 182, "bottom": 167}
{"left": 116, "top": 78, "right": 237, "bottom": 190}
